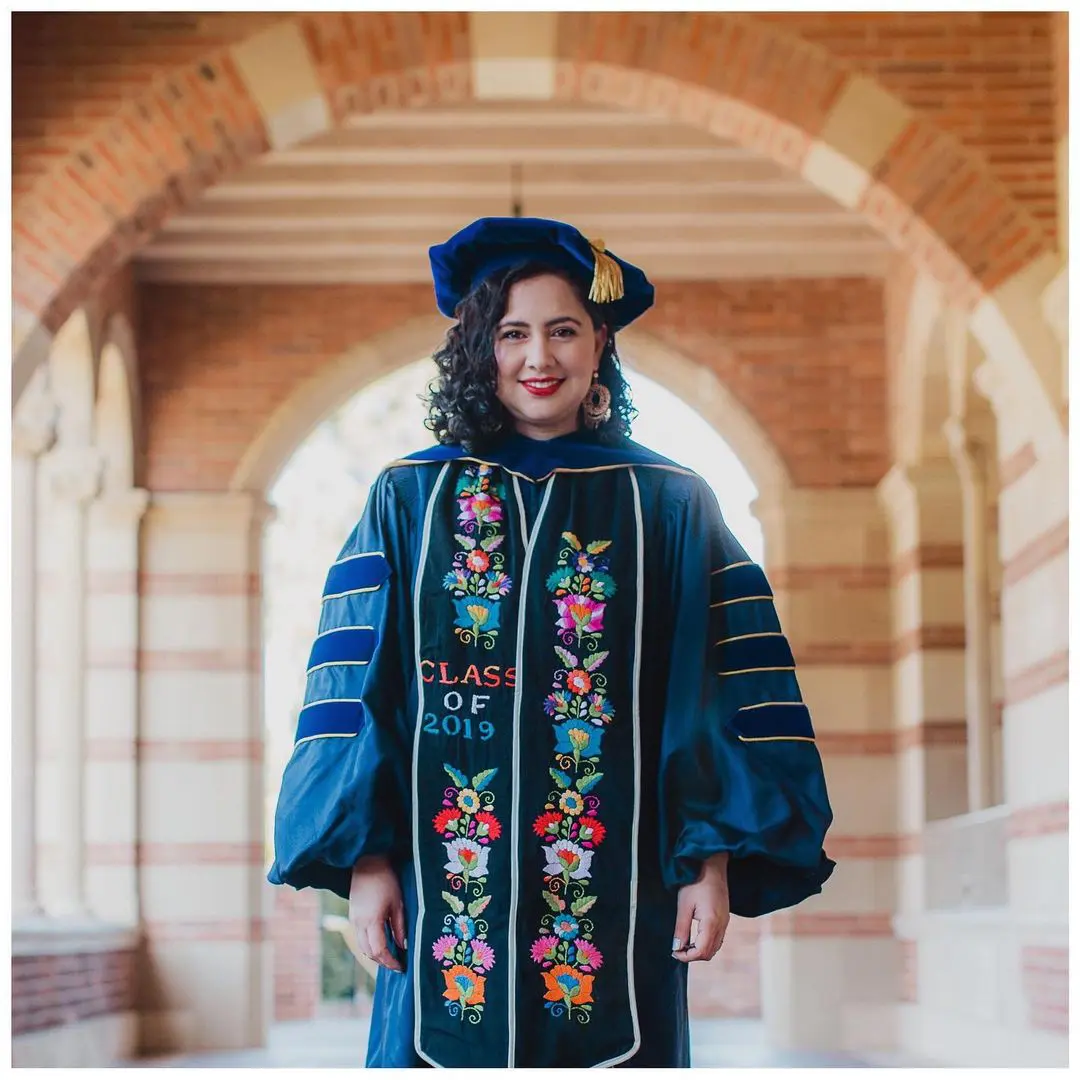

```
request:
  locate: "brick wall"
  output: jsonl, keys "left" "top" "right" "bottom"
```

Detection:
{"left": 12, "top": 12, "right": 1060, "bottom": 337}
{"left": 272, "top": 886, "right": 322, "bottom": 1023}
{"left": 137, "top": 276, "right": 888, "bottom": 492}
{"left": 14, "top": 12, "right": 1058, "bottom": 227}
{"left": 759, "top": 12, "right": 1059, "bottom": 244}
{"left": 11, "top": 12, "right": 278, "bottom": 196}
{"left": 12, "top": 948, "right": 137, "bottom": 1037}
{"left": 1052, "top": 13, "right": 1068, "bottom": 141}
{"left": 643, "top": 277, "right": 889, "bottom": 488}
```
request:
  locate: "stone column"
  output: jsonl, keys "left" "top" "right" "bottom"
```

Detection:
{"left": 137, "top": 491, "right": 274, "bottom": 1053}
{"left": 39, "top": 447, "right": 103, "bottom": 920}
{"left": 877, "top": 462, "right": 968, "bottom": 829}
{"left": 85, "top": 488, "right": 150, "bottom": 926}
{"left": 12, "top": 392, "right": 58, "bottom": 921}
{"left": 752, "top": 488, "right": 898, "bottom": 1054}
{"left": 943, "top": 421, "right": 995, "bottom": 812}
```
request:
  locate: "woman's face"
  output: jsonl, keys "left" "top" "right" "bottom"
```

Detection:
{"left": 493, "top": 273, "right": 608, "bottom": 441}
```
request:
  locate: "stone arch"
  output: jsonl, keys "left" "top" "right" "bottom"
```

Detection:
{"left": 12, "top": 13, "right": 1064, "bottom": 460}
{"left": 93, "top": 314, "right": 142, "bottom": 492}
{"left": 891, "top": 273, "right": 950, "bottom": 468}
{"left": 230, "top": 315, "right": 447, "bottom": 494}
{"left": 230, "top": 314, "right": 791, "bottom": 499}
{"left": 46, "top": 309, "right": 96, "bottom": 449}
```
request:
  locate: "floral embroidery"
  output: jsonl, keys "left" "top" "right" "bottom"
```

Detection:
{"left": 530, "top": 532, "right": 617, "bottom": 1023}
{"left": 431, "top": 763, "right": 500, "bottom": 1024}
{"left": 443, "top": 465, "right": 513, "bottom": 649}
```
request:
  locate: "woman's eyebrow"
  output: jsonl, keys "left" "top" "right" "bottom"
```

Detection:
{"left": 498, "top": 316, "right": 583, "bottom": 329}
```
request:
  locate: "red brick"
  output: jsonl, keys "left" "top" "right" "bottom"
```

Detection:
{"left": 136, "top": 278, "right": 889, "bottom": 492}
{"left": 13, "top": 12, "right": 1061, "bottom": 329}
{"left": 11, "top": 947, "right": 137, "bottom": 1036}
{"left": 272, "top": 885, "right": 323, "bottom": 1023}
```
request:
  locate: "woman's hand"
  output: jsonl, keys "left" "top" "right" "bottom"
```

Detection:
{"left": 349, "top": 855, "right": 407, "bottom": 974}
{"left": 672, "top": 852, "right": 730, "bottom": 963}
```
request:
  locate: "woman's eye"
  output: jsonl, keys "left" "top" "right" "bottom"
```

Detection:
{"left": 552, "top": 327, "right": 576, "bottom": 338}
{"left": 500, "top": 330, "right": 525, "bottom": 341}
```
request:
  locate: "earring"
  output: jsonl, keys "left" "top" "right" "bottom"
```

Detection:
{"left": 581, "top": 371, "right": 612, "bottom": 430}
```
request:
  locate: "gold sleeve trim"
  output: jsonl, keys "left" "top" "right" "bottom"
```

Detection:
{"left": 294, "top": 731, "right": 359, "bottom": 747}
{"left": 711, "top": 560, "right": 754, "bottom": 575}
{"left": 738, "top": 701, "right": 805, "bottom": 710}
{"left": 305, "top": 660, "right": 371, "bottom": 676}
{"left": 715, "top": 631, "right": 784, "bottom": 646}
{"left": 718, "top": 666, "right": 796, "bottom": 676}
{"left": 736, "top": 735, "right": 817, "bottom": 744}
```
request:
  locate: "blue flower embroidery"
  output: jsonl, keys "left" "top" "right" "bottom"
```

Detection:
{"left": 453, "top": 915, "right": 477, "bottom": 941}
{"left": 452, "top": 596, "right": 501, "bottom": 634}
{"left": 553, "top": 719, "right": 604, "bottom": 760}
{"left": 551, "top": 914, "right": 580, "bottom": 941}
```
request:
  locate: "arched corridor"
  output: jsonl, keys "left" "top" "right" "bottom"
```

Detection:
{"left": 11, "top": 11, "right": 1067, "bottom": 1069}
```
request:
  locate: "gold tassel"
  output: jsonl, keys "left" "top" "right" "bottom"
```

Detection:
{"left": 587, "top": 238, "right": 624, "bottom": 304}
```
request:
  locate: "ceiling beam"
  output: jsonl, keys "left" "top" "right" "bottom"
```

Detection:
{"left": 158, "top": 209, "right": 874, "bottom": 234}
{"left": 134, "top": 250, "right": 892, "bottom": 284}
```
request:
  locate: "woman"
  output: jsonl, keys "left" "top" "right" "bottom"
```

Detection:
{"left": 269, "top": 217, "right": 835, "bottom": 1069}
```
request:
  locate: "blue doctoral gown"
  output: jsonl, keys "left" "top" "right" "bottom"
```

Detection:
{"left": 268, "top": 430, "right": 835, "bottom": 1069}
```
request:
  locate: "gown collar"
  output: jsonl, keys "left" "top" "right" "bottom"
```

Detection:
{"left": 394, "top": 428, "right": 690, "bottom": 483}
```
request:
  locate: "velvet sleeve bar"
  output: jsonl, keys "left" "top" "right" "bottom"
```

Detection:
{"left": 268, "top": 469, "right": 414, "bottom": 899}
{"left": 656, "top": 475, "right": 836, "bottom": 917}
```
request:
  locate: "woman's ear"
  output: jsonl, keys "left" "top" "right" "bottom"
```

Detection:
{"left": 594, "top": 324, "right": 609, "bottom": 362}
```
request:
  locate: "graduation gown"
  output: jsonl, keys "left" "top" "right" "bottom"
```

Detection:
{"left": 268, "top": 429, "right": 835, "bottom": 1069}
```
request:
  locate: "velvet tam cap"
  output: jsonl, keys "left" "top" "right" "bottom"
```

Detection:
{"left": 428, "top": 216, "right": 655, "bottom": 331}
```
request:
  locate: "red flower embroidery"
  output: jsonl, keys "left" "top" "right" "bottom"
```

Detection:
{"left": 475, "top": 811, "right": 502, "bottom": 841}
{"left": 434, "top": 807, "right": 462, "bottom": 834}
{"left": 466, "top": 550, "right": 491, "bottom": 573}
{"left": 566, "top": 669, "right": 593, "bottom": 695}
{"left": 532, "top": 810, "right": 563, "bottom": 838}
{"left": 575, "top": 815, "right": 606, "bottom": 846}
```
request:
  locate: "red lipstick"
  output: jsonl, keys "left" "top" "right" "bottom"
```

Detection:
{"left": 521, "top": 379, "right": 564, "bottom": 397}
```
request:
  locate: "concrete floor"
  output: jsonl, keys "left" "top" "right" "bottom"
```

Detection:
{"left": 138, "top": 1016, "right": 894, "bottom": 1068}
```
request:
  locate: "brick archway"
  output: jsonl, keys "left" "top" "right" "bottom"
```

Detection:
{"left": 13, "top": 12, "right": 1064, "bottom": 457}
{"left": 228, "top": 314, "right": 793, "bottom": 500}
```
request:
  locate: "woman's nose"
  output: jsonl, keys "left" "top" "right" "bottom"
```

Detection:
{"left": 525, "top": 336, "right": 555, "bottom": 370}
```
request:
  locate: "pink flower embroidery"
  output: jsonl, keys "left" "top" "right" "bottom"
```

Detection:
{"left": 575, "top": 939, "right": 604, "bottom": 970}
{"left": 470, "top": 940, "right": 496, "bottom": 971}
{"left": 554, "top": 594, "right": 605, "bottom": 637}
{"left": 530, "top": 935, "right": 560, "bottom": 964}
{"left": 458, "top": 491, "right": 502, "bottom": 525}
{"left": 432, "top": 935, "right": 458, "bottom": 962}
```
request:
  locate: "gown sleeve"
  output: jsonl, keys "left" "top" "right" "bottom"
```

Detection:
{"left": 267, "top": 468, "right": 414, "bottom": 900}
{"left": 657, "top": 474, "right": 836, "bottom": 917}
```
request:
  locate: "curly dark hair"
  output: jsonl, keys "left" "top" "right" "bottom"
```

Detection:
{"left": 422, "top": 261, "right": 637, "bottom": 453}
